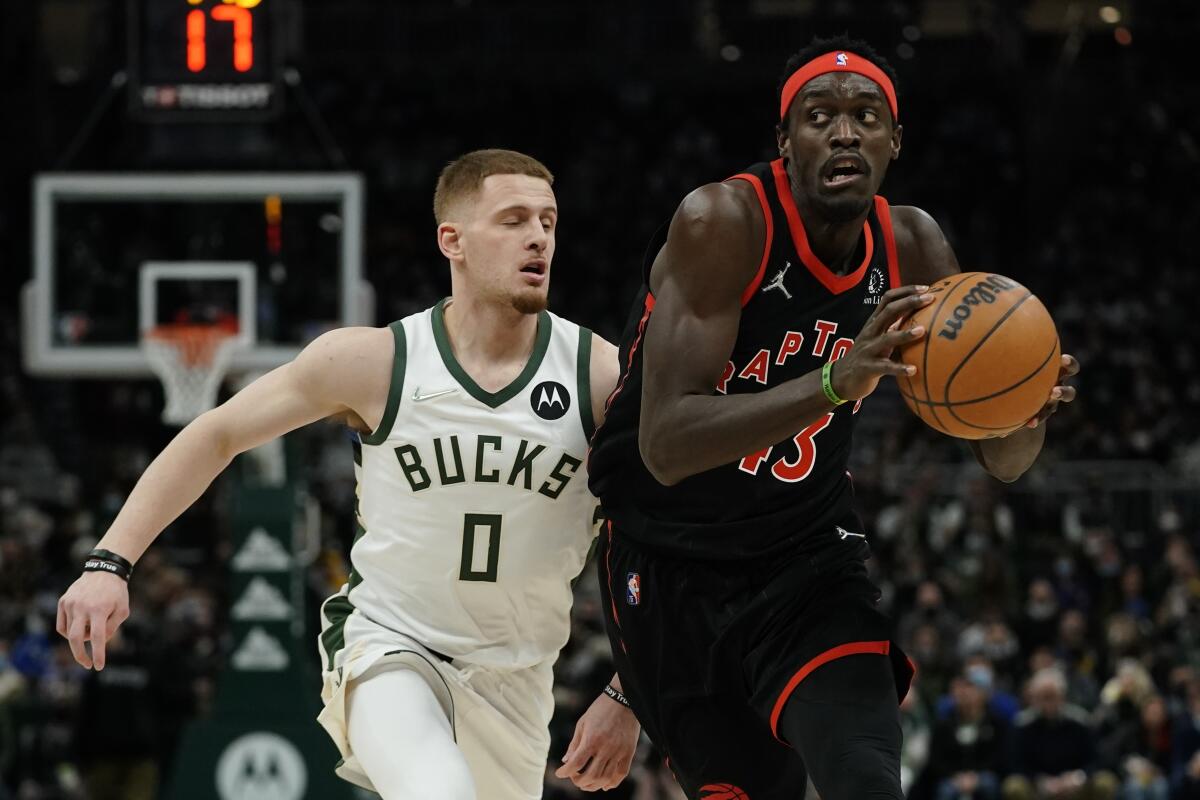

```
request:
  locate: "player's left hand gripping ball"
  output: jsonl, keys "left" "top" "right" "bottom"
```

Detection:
{"left": 1026, "top": 354, "right": 1080, "bottom": 428}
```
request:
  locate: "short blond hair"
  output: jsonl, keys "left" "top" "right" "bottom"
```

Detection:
{"left": 433, "top": 149, "right": 554, "bottom": 223}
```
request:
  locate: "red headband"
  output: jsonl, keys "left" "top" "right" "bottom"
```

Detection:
{"left": 779, "top": 51, "right": 898, "bottom": 122}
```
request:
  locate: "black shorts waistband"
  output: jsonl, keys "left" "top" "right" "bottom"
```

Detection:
{"left": 605, "top": 513, "right": 870, "bottom": 566}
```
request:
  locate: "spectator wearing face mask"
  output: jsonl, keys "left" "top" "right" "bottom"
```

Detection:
{"left": 959, "top": 615, "right": 1022, "bottom": 682}
{"left": 938, "top": 657, "right": 1020, "bottom": 725}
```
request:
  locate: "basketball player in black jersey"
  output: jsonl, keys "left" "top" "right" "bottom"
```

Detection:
{"left": 588, "top": 36, "right": 1079, "bottom": 800}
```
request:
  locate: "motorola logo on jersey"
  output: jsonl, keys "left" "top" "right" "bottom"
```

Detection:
{"left": 531, "top": 381, "right": 571, "bottom": 420}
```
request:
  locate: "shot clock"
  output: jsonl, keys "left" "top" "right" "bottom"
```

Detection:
{"left": 128, "top": 0, "right": 284, "bottom": 121}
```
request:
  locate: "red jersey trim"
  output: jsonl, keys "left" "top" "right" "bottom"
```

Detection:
{"left": 769, "top": 159, "right": 874, "bottom": 295}
{"left": 874, "top": 195, "right": 902, "bottom": 290}
{"left": 769, "top": 640, "right": 891, "bottom": 742}
{"left": 724, "top": 172, "right": 775, "bottom": 305}
{"left": 604, "top": 521, "right": 622, "bottom": 630}
{"left": 589, "top": 292, "right": 655, "bottom": 452}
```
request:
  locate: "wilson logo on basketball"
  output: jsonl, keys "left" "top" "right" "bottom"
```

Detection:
{"left": 937, "top": 274, "right": 1018, "bottom": 341}
{"left": 894, "top": 271, "right": 1059, "bottom": 440}
{"left": 700, "top": 784, "right": 750, "bottom": 800}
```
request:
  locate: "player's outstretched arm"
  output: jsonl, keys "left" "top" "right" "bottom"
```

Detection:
{"left": 638, "top": 182, "right": 932, "bottom": 485}
{"left": 56, "top": 326, "right": 392, "bottom": 669}
{"left": 890, "top": 206, "right": 1080, "bottom": 482}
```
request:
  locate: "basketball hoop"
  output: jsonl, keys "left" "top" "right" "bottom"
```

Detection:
{"left": 142, "top": 323, "right": 242, "bottom": 425}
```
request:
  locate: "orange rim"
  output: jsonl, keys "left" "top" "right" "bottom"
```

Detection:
{"left": 144, "top": 323, "right": 238, "bottom": 368}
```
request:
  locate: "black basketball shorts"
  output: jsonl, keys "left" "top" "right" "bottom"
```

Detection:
{"left": 597, "top": 520, "right": 914, "bottom": 800}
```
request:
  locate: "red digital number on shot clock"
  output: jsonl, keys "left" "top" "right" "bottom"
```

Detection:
{"left": 185, "top": 1, "right": 257, "bottom": 74}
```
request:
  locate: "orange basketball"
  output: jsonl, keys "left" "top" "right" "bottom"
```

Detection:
{"left": 895, "top": 272, "right": 1060, "bottom": 440}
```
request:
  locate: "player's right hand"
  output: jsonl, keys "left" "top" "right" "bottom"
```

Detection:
{"left": 56, "top": 572, "right": 130, "bottom": 670}
{"left": 830, "top": 284, "right": 935, "bottom": 401}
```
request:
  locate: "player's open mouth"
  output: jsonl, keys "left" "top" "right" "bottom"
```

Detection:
{"left": 822, "top": 156, "right": 866, "bottom": 188}
{"left": 520, "top": 259, "right": 547, "bottom": 285}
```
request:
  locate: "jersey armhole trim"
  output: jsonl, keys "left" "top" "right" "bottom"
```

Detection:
{"left": 590, "top": 292, "right": 654, "bottom": 451}
{"left": 577, "top": 326, "right": 595, "bottom": 440}
{"left": 725, "top": 172, "right": 775, "bottom": 305}
{"left": 359, "top": 320, "right": 407, "bottom": 446}
{"left": 874, "top": 196, "right": 902, "bottom": 290}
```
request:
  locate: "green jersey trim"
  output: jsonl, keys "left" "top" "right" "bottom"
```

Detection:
{"left": 319, "top": 594, "right": 355, "bottom": 671}
{"left": 359, "top": 320, "right": 407, "bottom": 446}
{"left": 577, "top": 327, "right": 595, "bottom": 439}
{"left": 431, "top": 298, "right": 552, "bottom": 409}
{"left": 319, "top": 520, "right": 369, "bottom": 670}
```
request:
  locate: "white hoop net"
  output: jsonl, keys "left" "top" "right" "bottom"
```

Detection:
{"left": 142, "top": 324, "right": 241, "bottom": 425}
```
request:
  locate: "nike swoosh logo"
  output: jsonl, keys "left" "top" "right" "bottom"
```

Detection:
{"left": 412, "top": 387, "right": 457, "bottom": 402}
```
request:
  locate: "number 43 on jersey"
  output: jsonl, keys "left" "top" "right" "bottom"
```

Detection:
{"left": 736, "top": 399, "right": 862, "bottom": 483}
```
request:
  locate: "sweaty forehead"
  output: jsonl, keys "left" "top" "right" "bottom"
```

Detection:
{"left": 477, "top": 174, "right": 557, "bottom": 214}
{"left": 798, "top": 72, "right": 886, "bottom": 102}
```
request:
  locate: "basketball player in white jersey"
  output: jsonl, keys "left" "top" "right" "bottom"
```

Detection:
{"left": 55, "top": 149, "right": 640, "bottom": 798}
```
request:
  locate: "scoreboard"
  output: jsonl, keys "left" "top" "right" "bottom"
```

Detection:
{"left": 128, "top": 0, "right": 284, "bottom": 121}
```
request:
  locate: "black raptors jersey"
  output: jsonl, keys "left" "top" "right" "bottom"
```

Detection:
{"left": 589, "top": 159, "right": 901, "bottom": 559}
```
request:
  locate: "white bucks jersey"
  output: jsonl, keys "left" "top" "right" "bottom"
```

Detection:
{"left": 330, "top": 300, "right": 598, "bottom": 671}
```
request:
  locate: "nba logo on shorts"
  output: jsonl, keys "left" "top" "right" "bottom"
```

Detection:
{"left": 836, "top": 52, "right": 848, "bottom": 66}
{"left": 626, "top": 572, "right": 641, "bottom": 606}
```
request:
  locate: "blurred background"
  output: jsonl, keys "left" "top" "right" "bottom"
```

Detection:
{"left": 2, "top": 0, "right": 1199, "bottom": 798}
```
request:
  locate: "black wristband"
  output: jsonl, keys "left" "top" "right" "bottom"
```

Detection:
{"left": 84, "top": 548, "right": 133, "bottom": 581}
{"left": 603, "top": 684, "right": 631, "bottom": 709}
{"left": 89, "top": 548, "right": 133, "bottom": 573}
